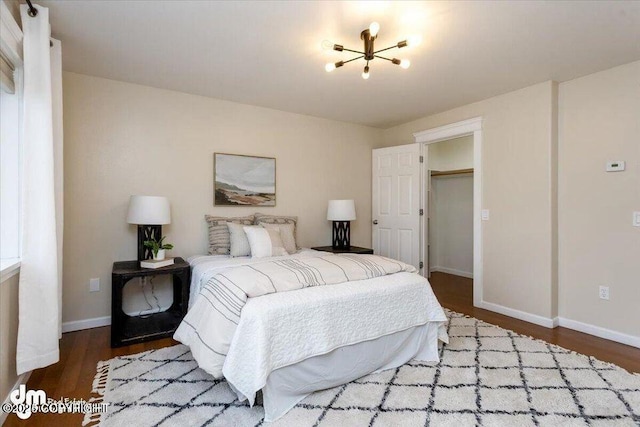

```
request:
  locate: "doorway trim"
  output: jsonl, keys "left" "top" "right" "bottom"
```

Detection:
{"left": 413, "top": 117, "right": 483, "bottom": 307}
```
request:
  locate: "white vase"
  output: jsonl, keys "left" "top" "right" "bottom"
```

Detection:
{"left": 154, "top": 249, "right": 166, "bottom": 261}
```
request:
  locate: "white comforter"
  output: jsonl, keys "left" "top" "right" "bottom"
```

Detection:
{"left": 175, "top": 251, "right": 448, "bottom": 406}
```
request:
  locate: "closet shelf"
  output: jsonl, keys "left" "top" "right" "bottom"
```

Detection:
{"left": 430, "top": 168, "right": 474, "bottom": 177}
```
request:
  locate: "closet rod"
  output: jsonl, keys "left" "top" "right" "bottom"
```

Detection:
{"left": 430, "top": 168, "right": 474, "bottom": 177}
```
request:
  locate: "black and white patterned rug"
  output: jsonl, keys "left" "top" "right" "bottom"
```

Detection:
{"left": 86, "top": 311, "right": 640, "bottom": 426}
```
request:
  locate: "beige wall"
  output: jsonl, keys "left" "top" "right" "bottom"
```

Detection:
{"left": 0, "top": 273, "right": 19, "bottom": 403}
{"left": 382, "top": 81, "right": 558, "bottom": 320}
{"left": 428, "top": 135, "right": 474, "bottom": 171}
{"left": 558, "top": 61, "right": 640, "bottom": 337}
{"left": 62, "top": 72, "right": 381, "bottom": 324}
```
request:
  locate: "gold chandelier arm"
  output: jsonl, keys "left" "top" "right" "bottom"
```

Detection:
{"left": 373, "top": 54, "right": 393, "bottom": 62}
{"left": 341, "top": 47, "right": 365, "bottom": 55}
{"left": 342, "top": 55, "right": 365, "bottom": 64}
{"left": 373, "top": 43, "right": 403, "bottom": 55}
{"left": 374, "top": 55, "right": 407, "bottom": 67}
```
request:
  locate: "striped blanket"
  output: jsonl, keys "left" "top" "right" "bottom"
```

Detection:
{"left": 174, "top": 254, "right": 417, "bottom": 378}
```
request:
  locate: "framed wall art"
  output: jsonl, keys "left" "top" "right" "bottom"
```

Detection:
{"left": 213, "top": 153, "right": 276, "bottom": 206}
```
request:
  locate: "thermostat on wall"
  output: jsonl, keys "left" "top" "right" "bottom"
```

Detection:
{"left": 606, "top": 161, "right": 625, "bottom": 172}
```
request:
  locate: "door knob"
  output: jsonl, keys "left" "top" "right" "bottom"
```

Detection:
{"left": 373, "top": 220, "right": 378, "bottom": 225}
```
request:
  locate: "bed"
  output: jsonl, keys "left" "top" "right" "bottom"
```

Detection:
{"left": 174, "top": 249, "right": 448, "bottom": 422}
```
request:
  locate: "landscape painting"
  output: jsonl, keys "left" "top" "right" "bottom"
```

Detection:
{"left": 214, "top": 153, "right": 276, "bottom": 206}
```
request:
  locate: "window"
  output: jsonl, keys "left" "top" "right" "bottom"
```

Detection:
{"left": 1, "top": 65, "right": 21, "bottom": 260}
{"left": 0, "top": 0, "right": 23, "bottom": 274}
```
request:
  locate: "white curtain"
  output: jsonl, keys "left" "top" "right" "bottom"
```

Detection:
{"left": 17, "top": 4, "right": 64, "bottom": 375}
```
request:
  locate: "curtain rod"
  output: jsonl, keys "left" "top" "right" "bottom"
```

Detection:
{"left": 25, "top": 0, "right": 38, "bottom": 17}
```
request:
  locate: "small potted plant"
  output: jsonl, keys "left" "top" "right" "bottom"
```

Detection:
{"left": 143, "top": 236, "right": 174, "bottom": 260}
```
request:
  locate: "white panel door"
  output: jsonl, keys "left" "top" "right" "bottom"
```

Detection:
{"left": 372, "top": 144, "right": 421, "bottom": 270}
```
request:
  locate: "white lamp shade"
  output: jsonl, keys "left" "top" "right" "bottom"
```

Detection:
{"left": 126, "top": 195, "right": 171, "bottom": 225}
{"left": 327, "top": 199, "right": 356, "bottom": 221}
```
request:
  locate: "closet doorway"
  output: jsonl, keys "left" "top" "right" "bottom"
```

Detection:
{"left": 426, "top": 137, "right": 474, "bottom": 283}
{"left": 414, "top": 117, "right": 483, "bottom": 306}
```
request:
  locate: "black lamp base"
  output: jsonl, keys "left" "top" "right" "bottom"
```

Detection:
{"left": 137, "top": 225, "right": 162, "bottom": 261}
{"left": 332, "top": 221, "right": 351, "bottom": 250}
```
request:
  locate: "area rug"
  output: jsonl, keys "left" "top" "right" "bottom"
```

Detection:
{"left": 85, "top": 310, "right": 640, "bottom": 426}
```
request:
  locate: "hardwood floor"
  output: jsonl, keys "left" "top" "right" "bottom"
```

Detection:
{"left": 5, "top": 272, "right": 639, "bottom": 426}
{"left": 428, "top": 271, "right": 640, "bottom": 374}
{"left": 4, "top": 333, "right": 178, "bottom": 426}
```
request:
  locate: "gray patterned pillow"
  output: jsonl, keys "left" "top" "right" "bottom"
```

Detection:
{"left": 254, "top": 213, "right": 298, "bottom": 251}
{"left": 227, "top": 222, "right": 251, "bottom": 257}
{"left": 205, "top": 215, "right": 254, "bottom": 255}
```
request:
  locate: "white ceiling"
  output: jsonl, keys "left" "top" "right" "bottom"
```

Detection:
{"left": 40, "top": 1, "right": 640, "bottom": 128}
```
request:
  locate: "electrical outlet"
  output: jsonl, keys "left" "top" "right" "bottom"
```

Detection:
{"left": 89, "top": 278, "right": 100, "bottom": 292}
{"left": 606, "top": 161, "right": 625, "bottom": 172}
{"left": 598, "top": 285, "right": 609, "bottom": 300}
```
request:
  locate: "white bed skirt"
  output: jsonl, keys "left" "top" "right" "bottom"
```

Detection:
{"left": 233, "top": 321, "right": 444, "bottom": 422}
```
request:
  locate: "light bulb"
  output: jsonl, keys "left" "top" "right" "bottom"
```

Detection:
{"left": 321, "top": 39, "right": 334, "bottom": 51}
{"left": 362, "top": 65, "right": 370, "bottom": 80}
{"left": 400, "top": 59, "right": 411, "bottom": 69}
{"left": 407, "top": 35, "right": 422, "bottom": 47}
{"left": 325, "top": 63, "right": 336, "bottom": 72}
{"left": 369, "top": 22, "right": 380, "bottom": 37}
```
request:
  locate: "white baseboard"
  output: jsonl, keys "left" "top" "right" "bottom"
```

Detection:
{"left": 558, "top": 317, "right": 640, "bottom": 349}
{"left": 0, "top": 371, "right": 31, "bottom": 425}
{"left": 430, "top": 266, "right": 473, "bottom": 279}
{"left": 476, "top": 300, "right": 640, "bottom": 348}
{"left": 476, "top": 300, "right": 557, "bottom": 328}
{"left": 61, "top": 316, "right": 111, "bottom": 333}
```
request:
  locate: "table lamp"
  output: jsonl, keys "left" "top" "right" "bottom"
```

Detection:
{"left": 327, "top": 199, "right": 356, "bottom": 249}
{"left": 126, "top": 195, "right": 171, "bottom": 260}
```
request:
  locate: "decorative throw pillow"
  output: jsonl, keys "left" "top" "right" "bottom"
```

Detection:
{"left": 205, "top": 215, "right": 254, "bottom": 255}
{"left": 254, "top": 213, "right": 298, "bottom": 250}
{"left": 226, "top": 222, "right": 251, "bottom": 257}
{"left": 243, "top": 226, "right": 288, "bottom": 258}
{"left": 265, "top": 228, "right": 288, "bottom": 256}
{"left": 262, "top": 223, "right": 297, "bottom": 254}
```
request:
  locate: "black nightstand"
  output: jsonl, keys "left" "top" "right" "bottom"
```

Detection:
{"left": 311, "top": 246, "right": 374, "bottom": 255}
{"left": 111, "top": 258, "right": 190, "bottom": 347}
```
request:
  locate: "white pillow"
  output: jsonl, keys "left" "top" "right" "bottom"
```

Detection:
{"left": 243, "top": 226, "right": 288, "bottom": 258}
{"left": 262, "top": 223, "right": 297, "bottom": 254}
{"left": 226, "top": 222, "right": 251, "bottom": 257}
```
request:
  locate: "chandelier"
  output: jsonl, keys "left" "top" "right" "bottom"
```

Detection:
{"left": 322, "top": 22, "right": 420, "bottom": 80}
